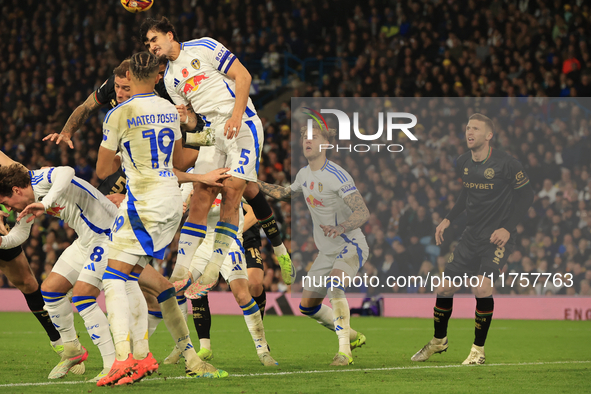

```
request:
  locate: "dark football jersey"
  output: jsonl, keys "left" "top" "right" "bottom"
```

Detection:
{"left": 97, "top": 167, "right": 127, "bottom": 196}
{"left": 456, "top": 147, "right": 530, "bottom": 241}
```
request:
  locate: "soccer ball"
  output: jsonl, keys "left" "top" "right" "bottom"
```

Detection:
{"left": 121, "top": 0, "right": 154, "bottom": 13}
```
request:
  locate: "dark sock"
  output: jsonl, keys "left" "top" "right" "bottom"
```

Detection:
{"left": 474, "top": 296, "right": 494, "bottom": 347}
{"left": 247, "top": 191, "right": 283, "bottom": 247}
{"left": 192, "top": 295, "right": 211, "bottom": 339}
{"left": 253, "top": 288, "right": 267, "bottom": 320}
{"left": 24, "top": 287, "right": 61, "bottom": 342}
{"left": 434, "top": 296, "right": 453, "bottom": 339}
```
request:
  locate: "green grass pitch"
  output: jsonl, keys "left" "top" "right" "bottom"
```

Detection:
{"left": 0, "top": 312, "right": 589, "bottom": 393}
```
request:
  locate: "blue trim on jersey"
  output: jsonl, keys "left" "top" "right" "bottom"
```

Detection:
{"left": 126, "top": 188, "right": 156, "bottom": 258}
{"left": 30, "top": 172, "right": 44, "bottom": 186}
{"left": 325, "top": 164, "right": 346, "bottom": 184}
{"left": 47, "top": 168, "right": 55, "bottom": 184}
{"left": 76, "top": 204, "right": 111, "bottom": 235}
{"left": 341, "top": 234, "right": 364, "bottom": 270}
{"left": 183, "top": 42, "right": 215, "bottom": 50}
{"left": 131, "top": 93, "right": 156, "bottom": 98}
{"left": 217, "top": 50, "right": 231, "bottom": 71}
{"left": 71, "top": 179, "right": 98, "bottom": 200}
{"left": 223, "top": 80, "right": 235, "bottom": 98}
{"left": 224, "top": 55, "right": 236, "bottom": 73}
{"left": 123, "top": 141, "right": 138, "bottom": 169}
{"left": 245, "top": 120, "right": 260, "bottom": 174}
{"left": 105, "top": 96, "right": 136, "bottom": 123}
{"left": 245, "top": 106, "right": 256, "bottom": 118}
{"left": 164, "top": 61, "right": 170, "bottom": 79}
{"left": 327, "top": 163, "right": 347, "bottom": 182}
{"left": 235, "top": 238, "right": 246, "bottom": 254}
{"left": 183, "top": 39, "right": 216, "bottom": 50}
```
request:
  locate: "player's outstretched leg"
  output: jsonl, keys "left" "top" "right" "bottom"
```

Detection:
{"left": 199, "top": 221, "right": 238, "bottom": 285}
{"left": 462, "top": 296, "right": 493, "bottom": 365}
{"left": 326, "top": 278, "right": 354, "bottom": 366}
{"left": 299, "top": 302, "right": 365, "bottom": 351}
{"left": 191, "top": 296, "right": 214, "bottom": 361}
{"left": 244, "top": 187, "right": 293, "bottom": 284}
{"left": 42, "top": 275, "right": 88, "bottom": 379}
{"left": 158, "top": 286, "right": 228, "bottom": 378}
{"left": 231, "top": 279, "right": 277, "bottom": 366}
{"left": 411, "top": 296, "right": 452, "bottom": 362}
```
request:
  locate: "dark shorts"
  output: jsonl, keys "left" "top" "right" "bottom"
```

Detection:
{"left": 244, "top": 247, "right": 264, "bottom": 271}
{"left": 0, "top": 245, "right": 23, "bottom": 263}
{"left": 446, "top": 238, "right": 513, "bottom": 282}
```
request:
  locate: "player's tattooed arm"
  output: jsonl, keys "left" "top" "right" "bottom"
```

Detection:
{"left": 340, "top": 191, "right": 370, "bottom": 232}
{"left": 43, "top": 93, "right": 102, "bottom": 149}
{"left": 257, "top": 181, "right": 300, "bottom": 201}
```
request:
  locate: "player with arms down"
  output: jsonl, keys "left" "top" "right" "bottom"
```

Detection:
{"left": 411, "top": 113, "right": 534, "bottom": 365}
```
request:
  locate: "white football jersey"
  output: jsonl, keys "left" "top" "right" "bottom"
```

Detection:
{"left": 163, "top": 37, "right": 257, "bottom": 124}
{"left": 1, "top": 167, "right": 117, "bottom": 249}
{"left": 101, "top": 93, "right": 182, "bottom": 200}
{"left": 291, "top": 159, "right": 365, "bottom": 255}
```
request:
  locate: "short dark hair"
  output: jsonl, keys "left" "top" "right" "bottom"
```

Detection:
{"left": 0, "top": 164, "right": 30, "bottom": 197}
{"left": 469, "top": 113, "right": 494, "bottom": 135}
{"left": 130, "top": 52, "right": 160, "bottom": 81}
{"left": 113, "top": 59, "right": 130, "bottom": 79}
{"left": 140, "top": 17, "right": 179, "bottom": 44}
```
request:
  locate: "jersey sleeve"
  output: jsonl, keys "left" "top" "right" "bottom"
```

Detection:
{"left": 334, "top": 169, "right": 358, "bottom": 199}
{"left": 101, "top": 108, "right": 121, "bottom": 151}
{"left": 290, "top": 169, "right": 303, "bottom": 193}
{"left": 40, "top": 166, "right": 76, "bottom": 210}
{"left": 507, "top": 158, "right": 530, "bottom": 190}
{"left": 94, "top": 75, "right": 115, "bottom": 105}
{"left": 28, "top": 168, "right": 53, "bottom": 197}
{"left": 0, "top": 218, "right": 33, "bottom": 249}
{"left": 186, "top": 37, "right": 237, "bottom": 75}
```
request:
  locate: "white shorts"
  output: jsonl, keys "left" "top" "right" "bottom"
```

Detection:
{"left": 109, "top": 193, "right": 183, "bottom": 260}
{"left": 194, "top": 115, "right": 264, "bottom": 182}
{"left": 52, "top": 237, "right": 109, "bottom": 289}
{"left": 182, "top": 236, "right": 248, "bottom": 283}
{"left": 303, "top": 236, "right": 369, "bottom": 294}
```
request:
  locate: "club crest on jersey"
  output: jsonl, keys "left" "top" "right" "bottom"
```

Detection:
{"left": 183, "top": 73, "right": 209, "bottom": 95}
{"left": 318, "top": 182, "right": 323, "bottom": 192}
{"left": 191, "top": 59, "right": 201, "bottom": 70}
{"left": 464, "top": 168, "right": 468, "bottom": 175}
{"left": 515, "top": 171, "right": 525, "bottom": 181}
{"left": 484, "top": 168, "right": 495, "bottom": 179}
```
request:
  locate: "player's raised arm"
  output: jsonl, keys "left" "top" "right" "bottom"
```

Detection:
{"left": 0, "top": 216, "right": 34, "bottom": 248}
{"left": 43, "top": 92, "right": 102, "bottom": 149}
{"left": 257, "top": 180, "right": 300, "bottom": 202}
{"left": 0, "top": 150, "right": 20, "bottom": 168}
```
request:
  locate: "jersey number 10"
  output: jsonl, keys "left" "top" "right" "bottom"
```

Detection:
{"left": 142, "top": 128, "right": 175, "bottom": 169}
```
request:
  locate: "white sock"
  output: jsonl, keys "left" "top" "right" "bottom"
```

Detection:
{"left": 273, "top": 243, "right": 288, "bottom": 257}
{"left": 42, "top": 291, "right": 77, "bottom": 342}
{"left": 240, "top": 298, "right": 268, "bottom": 355}
{"left": 73, "top": 296, "right": 116, "bottom": 368}
{"left": 126, "top": 280, "right": 149, "bottom": 360}
{"left": 147, "top": 311, "right": 163, "bottom": 338}
{"left": 199, "top": 338, "right": 211, "bottom": 351}
{"left": 300, "top": 303, "right": 358, "bottom": 341}
{"left": 103, "top": 276, "right": 131, "bottom": 361}
{"left": 177, "top": 295, "right": 188, "bottom": 322}
{"left": 327, "top": 278, "right": 352, "bottom": 356}
{"left": 200, "top": 222, "right": 236, "bottom": 284}
{"left": 159, "top": 289, "right": 201, "bottom": 369}
{"left": 178, "top": 223, "right": 206, "bottom": 274}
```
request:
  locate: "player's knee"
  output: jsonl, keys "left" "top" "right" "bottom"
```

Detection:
{"left": 248, "top": 282, "right": 263, "bottom": 298}
{"left": 20, "top": 275, "right": 38, "bottom": 294}
{"left": 233, "top": 291, "right": 251, "bottom": 306}
{"left": 156, "top": 286, "right": 176, "bottom": 303}
{"left": 243, "top": 182, "right": 259, "bottom": 199}
{"left": 474, "top": 286, "right": 493, "bottom": 298}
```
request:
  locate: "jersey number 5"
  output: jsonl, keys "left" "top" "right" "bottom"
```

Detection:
{"left": 142, "top": 128, "right": 175, "bottom": 169}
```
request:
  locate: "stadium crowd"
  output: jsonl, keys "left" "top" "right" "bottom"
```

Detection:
{"left": 1, "top": 0, "right": 590, "bottom": 296}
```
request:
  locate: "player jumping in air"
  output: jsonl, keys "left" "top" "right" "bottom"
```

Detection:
{"left": 0, "top": 164, "right": 117, "bottom": 381}
{"left": 95, "top": 52, "right": 230, "bottom": 386}
{"left": 411, "top": 113, "right": 534, "bottom": 365}
{"left": 258, "top": 124, "right": 368, "bottom": 366}
{"left": 140, "top": 17, "right": 293, "bottom": 292}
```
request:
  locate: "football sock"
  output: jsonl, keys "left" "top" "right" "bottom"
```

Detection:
{"left": 147, "top": 310, "right": 163, "bottom": 338}
{"left": 253, "top": 288, "right": 267, "bottom": 320}
{"left": 434, "top": 296, "right": 453, "bottom": 339}
{"left": 177, "top": 222, "right": 206, "bottom": 278}
{"left": 191, "top": 296, "right": 211, "bottom": 343}
{"left": 200, "top": 221, "right": 237, "bottom": 284}
{"left": 299, "top": 303, "right": 359, "bottom": 341}
{"left": 158, "top": 287, "right": 201, "bottom": 369}
{"left": 103, "top": 267, "right": 132, "bottom": 361}
{"left": 474, "top": 296, "right": 494, "bottom": 347}
{"left": 240, "top": 298, "right": 268, "bottom": 355}
{"left": 247, "top": 191, "right": 283, "bottom": 247}
{"left": 327, "top": 279, "right": 352, "bottom": 356}
{"left": 73, "top": 295, "right": 116, "bottom": 368}
{"left": 177, "top": 294, "right": 188, "bottom": 322}
{"left": 41, "top": 290, "right": 77, "bottom": 342}
{"left": 126, "top": 278, "right": 149, "bottom": 360}
{"left": 24, "top": 287, "right": 61, "bottom": 342}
